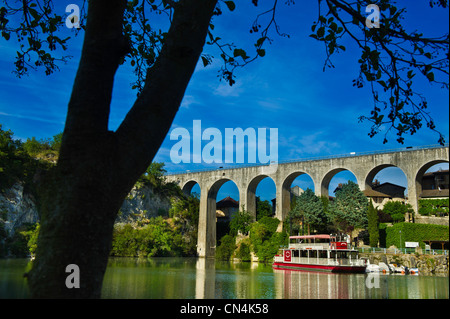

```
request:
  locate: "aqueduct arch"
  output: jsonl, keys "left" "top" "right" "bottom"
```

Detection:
{"left": 166, "top": 145, "right": 449, "bottom": 257}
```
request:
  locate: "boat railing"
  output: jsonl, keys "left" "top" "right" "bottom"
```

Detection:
{"left": 357, "top": 247, "right": 449, "bottom": 256}
{"left": 289, "top": 243, "right": 328, "bottom": 250}
{"left": 274, "top": 256, "right": 365, "bottom": 266}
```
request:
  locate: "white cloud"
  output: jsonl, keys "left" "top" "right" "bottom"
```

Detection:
{"left": 213, "top": 81, "right": 243, "bottom": 97}
{"left": 180, "top": 95, "right": 197, "bottom": 109}
{"left": 281, "top": 131, "right": 340, "bottom": 158}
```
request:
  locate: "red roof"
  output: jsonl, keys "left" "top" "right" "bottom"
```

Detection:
{"left": 216, "top": 196, "right": 239, "bottom": 208}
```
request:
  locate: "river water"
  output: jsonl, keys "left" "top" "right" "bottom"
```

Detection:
{"left": 0, "top": 257, "right": 448, "bottom": 299}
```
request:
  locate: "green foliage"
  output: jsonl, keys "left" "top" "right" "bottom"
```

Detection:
{"left": 20, "top": 223, "right": 40, "bottom": 258}
{"left": 229, "top": 209, "right": 252, "bottom": 236}
{"left": 253, "top": 231, "right": 288, "bottom": 263}
{"left": 378, "top": 223, "right": 388, "bottom": 248}
{"left": 169, "top": 194, "right": 199, "bottom": 225}
{"left": 111, "top": 187, "right": 200, "bottom": 258}
{"left": 216, "top": 234, "right": 236, "bottom": 261}
{"left": 367, "top": 200, "right": 379, "bottom": 247}
{"left": 0, "top": 125, "right": 55, "bottom": 193}
{"left": 386, "top": 223, "right": 449, "bottom": 249}
{"left": 256, "top": 197, "right": 273, "bottom": 220}
{"left": 286, "top": 188, "right": 324, "bottom": 235}
{"left": 235, "top": 239, "right": 251, "bottom": 262}
{"left": 0, "top": 125, "right": 28, "bottom": 188}
{"left": 249, "top": 222, "right": 271, "bottom": 255}
{"left": 249, "top": 217, "right": 287, "bottom": 262}
{"left": 329, "top": 181, "right": 368, "bottom": 233}
{"left": 299, "top": 188, "right": 328, "bottom": 233}
{"left": 22, "top": 132, "right": 61, "bottom": 158}
{"left": 217, "top": 216, "right": 286, "bottom": 263}
{"left": 382, "top": 201, "right": 412, "bottom": 223}
{"left": 111, "top": 215, "right": 197, "bottom": 258}
{"left": 419, "top": 198, "right": 449, "bottom": 216}
{"left": 3, "top": 223, "right": 38, "bottom": 257}
{"left": 137, "top": 162, "right": 181, "bottom": 197}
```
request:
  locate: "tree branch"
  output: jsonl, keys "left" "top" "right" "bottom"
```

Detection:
{"left": 115, "top": 0, "right": 218, "bottom": 188}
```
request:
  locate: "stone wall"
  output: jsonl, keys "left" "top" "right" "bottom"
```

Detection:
{"left": 360, "top": 252, "right": 449, "bottom": 275}
{"left": 415, "top": 215, "right": 449, "bottom": 226}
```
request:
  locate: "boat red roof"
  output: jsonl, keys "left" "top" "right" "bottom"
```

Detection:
{"left": 289, "top": 234, "right": 331, "bottom": 240}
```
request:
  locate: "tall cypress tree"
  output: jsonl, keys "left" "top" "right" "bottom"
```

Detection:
{"left": 368, "top": 199, "right": 379, "bottom": 247}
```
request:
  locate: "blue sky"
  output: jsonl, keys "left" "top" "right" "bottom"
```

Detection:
{"left": 0, "top": 1, "right": 448, "bottom": 202}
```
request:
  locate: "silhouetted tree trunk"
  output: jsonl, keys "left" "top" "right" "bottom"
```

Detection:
{"left": 27, "top": 0, "right": 218, "bottom": 298}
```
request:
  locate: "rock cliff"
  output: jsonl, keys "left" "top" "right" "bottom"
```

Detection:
{"left": 0, "top": 182, "right": 171, "bottom": 237}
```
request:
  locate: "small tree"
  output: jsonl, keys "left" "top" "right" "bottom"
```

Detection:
{"left": 229, "top": 210, "right": 252, "bottom": 236}
{"left": 256, "top": 197, "right": 273, "bottom": 220}
{"left": 382, "top": 201, "right": 411, "bottom": 223}
{"left": 288, "top": 188, "right": 328, "bottom": 235}
{"left": 367, "top": 200, "right": 379, "bottom": 247}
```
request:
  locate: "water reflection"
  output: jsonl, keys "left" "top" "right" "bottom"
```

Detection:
{"left": 274, "top": 269, "right": 369, "bottom": 299}
{"left": 195, "top": 258, "right": 215, "bottom": 298}
{"left": 0, "top": 258, "right": 448, "bottom": 299}
{"left": 272, "top": 269, "right": 449, "bottom": 299}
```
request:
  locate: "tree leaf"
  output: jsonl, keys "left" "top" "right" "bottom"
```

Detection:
{"left": 201, "top": 56, "right": 211, "bottom": 67}
{"left": 224, "top": 1, "right": 235, "bottom": 11}
{"left": 317, "top": 26, "right": 325, "bottom": 38}
{"left": 233, "top": 48, "right": 248, "bottom": 60}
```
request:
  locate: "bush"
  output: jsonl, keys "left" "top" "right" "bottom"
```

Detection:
{"left": 386, "top": 223, "right": 449, "bottom": 249}
{"left": 249, "top": 222, "right": 270, "bottom": 255}
{"left": 382, "top": 201, "right": 412, "bottom": 223}
{"left": 110, "top": 217, "right": 192, "bottom": 257}
{"left": 249, "top": 218, "right": 287, "bottom": 262}
{"left": 216, "top": 234, "right": 236, "bottom": 261}
{"left": 235, "top": 240, "right": 251, "bottom": 262}
{"left": 229, "top": 210, "right": 252, "bottom": 236}
{"left": 378, "top": 223, "right": 388, "bottom": 248}
{"left": 418, "top": 198, "right": 449, "bottom": 216}
{"left": 255, "top": 232, "right": 288, "bottom": 263}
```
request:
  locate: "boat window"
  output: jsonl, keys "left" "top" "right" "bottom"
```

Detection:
{"left": 300, "top": 250, "right": 308, "bottom": 258}
{"left": 310, "top": 250, "right": 317, "bottom": 258}
{"left": 293, "top": 250, "right": 299, "bottom": 258}
{"left": 338, "top": 251, "right": 348, "bottom": 259}
{"left": 319, "top": 250, "right": 327, "bottom": 258}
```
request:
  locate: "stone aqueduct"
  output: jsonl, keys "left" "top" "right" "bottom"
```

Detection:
{"left": 165, "top": 145, "right": 449, "bottom": 257}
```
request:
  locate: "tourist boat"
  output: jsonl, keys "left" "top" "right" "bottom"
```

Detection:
{"left": 273, "top": 234, "right": 367, "bottom": 273}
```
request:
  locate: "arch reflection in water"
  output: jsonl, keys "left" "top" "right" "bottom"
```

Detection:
{"left": 99, "top": 258, "right": 449, "bottom": 299}
{"left": 274, "top": 269, "right": 371, "bottom": 299}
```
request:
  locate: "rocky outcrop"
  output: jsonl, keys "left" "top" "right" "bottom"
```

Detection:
{"left": 116, "top": 185, "right": 172, "bottom": 224}
{"left": 1, "top": 182, "right": 172, "bottom": 236}
{"left": 0, "top": 182, "right": 39, "bottom": 235}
